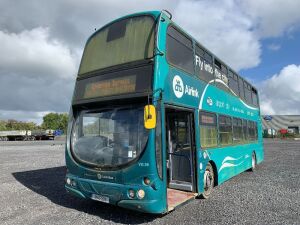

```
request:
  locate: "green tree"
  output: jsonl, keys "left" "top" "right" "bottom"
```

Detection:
{"left": 0, "top": 120, "right": 7, "bottom": 131}
{"left": 0, "top": 120, "right": 38, "bottom": 131}
{"left": 42, "top": 113, "right": 68, "bottom": 132}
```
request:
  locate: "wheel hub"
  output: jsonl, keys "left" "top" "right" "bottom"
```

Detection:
{"left": 252, "top": 155, "right": 256, "bottom": 169}
{"left": 204, "top": 171, "right": 212, "bottom": 190}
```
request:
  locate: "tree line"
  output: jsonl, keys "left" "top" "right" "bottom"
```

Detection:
{"left": 0, "top": 113, "right": 68, "bottom": 133}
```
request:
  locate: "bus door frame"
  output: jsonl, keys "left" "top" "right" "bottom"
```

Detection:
{"left": 164, "top": 104, "right": 197, "bottom": 193}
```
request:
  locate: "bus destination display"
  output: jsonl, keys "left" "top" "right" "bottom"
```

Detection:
{"left": 84, "top": 75, "right": 136, "bottom": 99}
{"left": 73, "top": 64, "right": 153, "bottom": 103}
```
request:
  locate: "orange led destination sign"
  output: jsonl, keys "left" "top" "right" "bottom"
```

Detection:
{"left": 83, "top": 75, "right": 136, "bottom": 99}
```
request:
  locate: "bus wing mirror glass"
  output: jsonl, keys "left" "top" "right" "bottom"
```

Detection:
{"left": 144, "top": 105, "right": 156, "bottom": 129}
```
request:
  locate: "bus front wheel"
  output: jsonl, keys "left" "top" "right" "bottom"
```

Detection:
{"left": 200, "top": 162, "right": 214, "bottom": 199}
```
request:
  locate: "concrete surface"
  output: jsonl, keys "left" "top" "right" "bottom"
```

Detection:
{"left": 0, "top": 139, "right": 299, "bottom": 225}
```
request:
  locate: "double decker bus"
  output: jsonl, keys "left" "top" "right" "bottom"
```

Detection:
{"left": 65, "top": 10, "right": 264, "bottom": 214}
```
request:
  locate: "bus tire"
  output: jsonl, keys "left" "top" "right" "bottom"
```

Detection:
{"left": 200, "top": 162, "right": 214, "bottom": 199}
{"left": 248, "top": 152, "right": 256, "bottom": 172}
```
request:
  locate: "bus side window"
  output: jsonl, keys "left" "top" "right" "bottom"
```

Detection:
{"left": 244, "top": 82, "right": 252, "bottom": 105}
{"left": 199, "top": 111, "right": 217, "bottom": 148}
{"left": 242, "top": 119, "right": 248, "bottom": 142}
{"left": 166, "top": 26, "right": 194, "bottom": 74}
{"left": 254, "top": 122, "right": 258, "bottom": 141}
{"left": 238, "top": 77, "right": 245, "bottom": 100}
{"left": 232, "top": 117, "right": 243, "bottom": 144}
{"left": 248, "top": 121, "right": 255, "bottom": 142}
{"left": 195, "top": 45, "right": 214, "bottom": 83}
{"left": 228, "top": 71, "right": 239, "bottom": 96}
{"left": 252, "top": 87, "right": 259, "bottom": 107}
{"left": 218, "top": 115, "right": 233, "bottom": 146}
{"left": 214, "top": 59, "right": 230, "bottom": 93}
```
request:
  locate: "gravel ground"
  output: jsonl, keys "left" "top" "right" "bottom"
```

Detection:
{"left": 0, "top": 139, "right": 299, "bottom": 225}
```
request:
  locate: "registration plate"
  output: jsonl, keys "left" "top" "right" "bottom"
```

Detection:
{"left": 91, "top": 194, "right": 109, "bottom": 203}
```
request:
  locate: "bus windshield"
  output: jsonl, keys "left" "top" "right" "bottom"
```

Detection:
{"left": 78, "top": 15, "right": 155, "bottom": 76}
{"left": 71, "top": 106, "right": 148, "bottom": 167}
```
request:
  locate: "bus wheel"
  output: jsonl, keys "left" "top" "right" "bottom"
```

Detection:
{"left": 200, "top": 162, "right": 214, "bottom": 199}
{"left": 248, "top": 152, "right": 256, "bottom": 172}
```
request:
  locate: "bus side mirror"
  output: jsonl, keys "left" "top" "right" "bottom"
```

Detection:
{"left": 144, "top": 105, "right": 156, "bottom": 129}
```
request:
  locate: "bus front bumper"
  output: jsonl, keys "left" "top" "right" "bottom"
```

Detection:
{"left": 64, "top": 175, "right": 165, "bottom": 214}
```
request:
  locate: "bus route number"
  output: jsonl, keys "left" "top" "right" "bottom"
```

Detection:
{"left": 138, "top": 162, "right": 149, "bottom": 167}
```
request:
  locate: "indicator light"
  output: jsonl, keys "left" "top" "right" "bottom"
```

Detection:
{"left": 144, "top": 177, "right": 151, "bottom": 185}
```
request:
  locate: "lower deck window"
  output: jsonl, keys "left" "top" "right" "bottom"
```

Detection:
{"left": 219, "top": 115, "right": 233, "bottom": 146}
{"left": 200, "top": 111, "right": 217, "bottom": 148}
{"left": 242, "top": 119, "right": 248, "bottom": 142}
{"left": 233, "top": 118, "right": 243, "bottom": 144}
{"left": 248, "top": 121, "right": 257, "bottom": 141}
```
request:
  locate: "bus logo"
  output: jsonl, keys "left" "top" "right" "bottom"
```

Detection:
{"left": 207, "top": 97, "right": 213, "bottom": 106}
{"left": 173, "top": 75, "right": 184, "bottom": 98}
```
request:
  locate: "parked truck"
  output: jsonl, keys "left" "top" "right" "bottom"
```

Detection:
{"left": 0, "top": 129, "right": 55, "bottom": 141}
{"left": 31, "top": 129, "right": 55, "bottom": 140}
{"left": 0, "top": 130, "right": 33, "bottom": 141}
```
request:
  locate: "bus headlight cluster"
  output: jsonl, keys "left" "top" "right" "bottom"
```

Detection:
{"left": 137, "top": 189, "right": 145, "bottom": 199}
{"left": 128, "top": 189, "right": 135, "bottom": 198}
{"left": 66, "top": 177, "right": 77, "bottom": 187}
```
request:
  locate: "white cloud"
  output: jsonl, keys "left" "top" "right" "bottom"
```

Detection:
{"left": 0, "top": 27, "right": 78, "bottom": 79}
{"left": 0, "top": 110, "right": 52, "bottom": 125}
{"left": 259, "top": 64, "right": 300, "bottom": 114}
{"left": 267, "top": 43, "right": 281, "bottom": 51}
{"left": 173, "top": 0, "right": 261, "bottom": 71}
{"left": 240, "top": 0, "right": 300, "bottom": 38}
{"left": 0, "top": 27, "right": 77, "bottom": 113}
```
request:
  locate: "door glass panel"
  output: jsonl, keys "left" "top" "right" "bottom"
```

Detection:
{"left": 167, "top": 112, "right": 192, "bottom": 184}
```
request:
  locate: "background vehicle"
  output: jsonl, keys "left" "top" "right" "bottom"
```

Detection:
{"left": 65, "top": 10, "right": 264, "bottom": 214}
{"left": 0, "top": 130, "right": 33, "bottom": 141}
{"left": 0, "top": 129, "right": 55, "bottom": 141}
{"left": 31, "top": 129, "right": 55, "bottom": 140}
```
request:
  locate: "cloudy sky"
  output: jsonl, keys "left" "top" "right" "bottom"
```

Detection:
{"left": 0, "top": 0, "right": 300, "bottom": 124}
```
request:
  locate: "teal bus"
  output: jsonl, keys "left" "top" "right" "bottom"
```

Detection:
{"left": 65, "top": 10, "right": 264, "bottom": 214}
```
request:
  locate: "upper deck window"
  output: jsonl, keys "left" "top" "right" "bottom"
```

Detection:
{"left": 78, "top": 16, "right": 155, "bottom": 76}
{"left": 244, "top": 81, "right": 252, "bottom": 104}
{"left": 228, "top": 71, "right": 239, "bottom": 96}
{"left": 214, "top": 58, "right": 229, "bottom": 91}
{"left": 166, "top": 26, "right": 194, "bottom": 74}
{"left": 252, "top": 87, "right": 259, "bottom": 106}
{"left": 238, "top": 77, "right": 245, "bottom": 99}
{"left": 195, "top": 45, "right": 214, "bottom": 82}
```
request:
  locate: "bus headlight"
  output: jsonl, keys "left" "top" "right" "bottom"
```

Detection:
{"left": 128, "top": 189, "right": 135, "bottom": 198}
{"left": 137, "top": 189, "right": 145, "bottom": 199}
{"left": 66, "top": 178, "right": 71, "bottom": 185}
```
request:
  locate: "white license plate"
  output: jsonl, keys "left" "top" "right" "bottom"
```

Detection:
{"left": 91, "top": 194, "right": 109, "bottom": 203}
